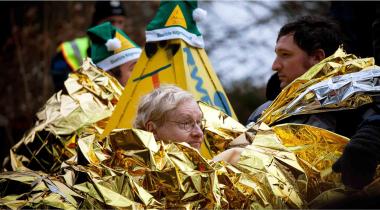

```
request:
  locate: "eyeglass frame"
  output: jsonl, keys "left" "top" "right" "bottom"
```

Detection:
{"left": 167, "top": 119, "right": 206, "bottom": 132}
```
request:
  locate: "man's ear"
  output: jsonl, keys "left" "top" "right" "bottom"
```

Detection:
{"left": 145, "top": 121, "right": 156, "bottom": 134}
{"left": 311, "top": 49, "right": 326, "bottom": 64}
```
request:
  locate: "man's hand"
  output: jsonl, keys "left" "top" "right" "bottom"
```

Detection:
{"left": 213, "top": 148, "right": 245, "bottom": 165}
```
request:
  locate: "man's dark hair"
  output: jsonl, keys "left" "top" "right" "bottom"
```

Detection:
{"left": 277, "top": 15, "right": 343, "bottom": 56}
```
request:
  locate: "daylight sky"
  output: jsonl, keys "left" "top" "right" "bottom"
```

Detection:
{"left": 198, "top": 1, "right": 287, "bottom": 87}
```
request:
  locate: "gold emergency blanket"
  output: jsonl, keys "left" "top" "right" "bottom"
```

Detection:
{"left": 8, "top": 58, "right": 123, "bottom": 172}
{"left": 1, "top": 54, "right": 357, "bottom": 208}
{"left": 259, "top": 48, "right": 379, "bottom": 125}
{"left": 199, "top": 101, "right": 247, "bottom": 158}
{"left": 1, "top": 122, "right": 349, "bottom": 209}
{"left": 0, "top": 171, "right": 82, "bottom": 209}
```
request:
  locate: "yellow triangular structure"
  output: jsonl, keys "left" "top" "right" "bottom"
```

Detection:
{"left": 101, "top": 40, "right": 238, "bottom": 155}
{"left": 114, "top": 31, "right": 135, "bottom": 54}
{"left": 165, "top": 5, "right": 187, "bottom": 28}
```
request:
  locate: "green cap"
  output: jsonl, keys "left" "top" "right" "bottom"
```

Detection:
{"left": 146, "top": 0, "right": 207, "bottom": 48}
{"left": 87, "top": 22, "right": 141, "bottom": 71}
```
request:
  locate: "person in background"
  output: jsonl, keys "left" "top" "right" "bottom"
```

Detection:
{"left": 265, "top": 72, "right": 281, "bottom": 101}
{"left": 247, "top": 15, "right": 342, "bottom": 125}
{"left": 134, "top": 85, "right": 204, "bottom": 150}
{"left": 245, "top": 15, "right": 380, "bottom": 191}
{"left": 329, "top": 1, "right": 380, "bottom": 65}
{"left": 50, "top": 1, "right": 128, "bottom": 91}
{"left": 87, "top": 21, "right": 141, "bottom": 86}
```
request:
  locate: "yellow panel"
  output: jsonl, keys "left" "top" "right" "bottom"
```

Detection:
{"left": 180, "top": 43, "right": 237, "bottom": 119}
{"left": 100, "top": 51, "right": 148, "bottom": 139}
{"left": 118, "top": 44, "right": 178, "bottom": 128}
{"left": 101, "top": 39, "right": 237, "bottom": 146}
{"left": 164, "top": 5, "right": 187, "bottom": 29}
{"left": 114, "top": 32, "right": 135, "bottom": 54}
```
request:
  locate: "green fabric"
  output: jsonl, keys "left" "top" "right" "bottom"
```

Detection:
{"left": 87, "top": 22, "right": 115, "bottom": 64}
{"left": 87, "top": 21, "right": 141, "bottom": 71}
{"left": 146, "top": 1, "right": 201, "bottom": 36}
{"left": 87, "top": 22, "right": 140, "bottom": 64}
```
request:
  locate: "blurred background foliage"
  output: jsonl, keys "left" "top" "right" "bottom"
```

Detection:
{"left": 0, "top": 1, "right": 331, "bottom": 163}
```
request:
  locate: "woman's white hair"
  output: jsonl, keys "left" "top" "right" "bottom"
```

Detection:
{"left": 134, "top": 85, "right": 196, "bottom": 130}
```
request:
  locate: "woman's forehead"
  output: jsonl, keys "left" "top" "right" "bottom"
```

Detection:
{"left": 168, "top": 100, "right": 202, "bottom": 118}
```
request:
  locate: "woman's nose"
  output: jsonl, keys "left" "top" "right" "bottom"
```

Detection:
{"left": 191, "top": 123, "right": 203, "bottom": 137}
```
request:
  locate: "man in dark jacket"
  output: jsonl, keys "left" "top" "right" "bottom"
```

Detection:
{"left": 51, "top": 1, "right": 129, "bottom": 91}
{"left": 248, "top": 15, "right": 342, "bottom": 124}
{"left": 247, "top": 16, "right": 380, "bottom": 190}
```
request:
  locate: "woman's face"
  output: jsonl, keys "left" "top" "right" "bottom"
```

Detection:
{"left": 118, "top": 60, "right": 137, "bottom": 86}
{"left": 153, "top": 99, "right": 204, "bottom": 149}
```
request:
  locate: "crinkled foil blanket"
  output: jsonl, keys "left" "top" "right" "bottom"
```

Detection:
{"left": 259, "top": 47, "right": 380, "bottom": 125}
{"left": 2, "top": 49, "right": 380, "bottom": 209}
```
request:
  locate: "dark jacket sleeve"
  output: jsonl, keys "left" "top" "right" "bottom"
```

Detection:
{"left": 333, "top": 113, "right": 380, "bottom": 189}
{"left": 373, "top": 2, "right": 380, "bottom": 65}
{"left": 50, "top": 52, "right": 71, "bottom": 92}
{"left": 246, "top": 101, "right": 272, "bottom": 126}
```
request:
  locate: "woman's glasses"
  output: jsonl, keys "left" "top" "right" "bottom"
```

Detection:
{"left": 168, "top": 119, "right": 206, "bottom": 132}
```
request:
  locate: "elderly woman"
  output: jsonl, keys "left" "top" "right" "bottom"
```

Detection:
{"left": 134, "top": 85, "right": 204, "bottom": 149}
